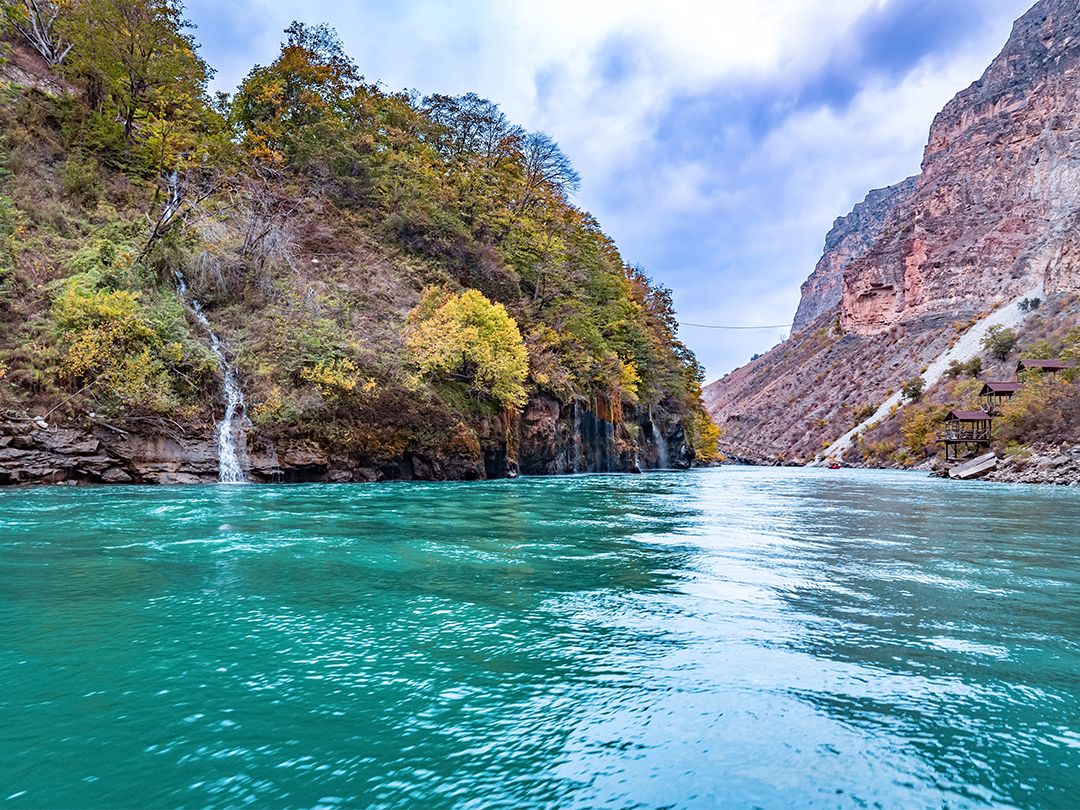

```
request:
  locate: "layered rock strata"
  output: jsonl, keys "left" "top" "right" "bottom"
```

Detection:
{"left": 706, "top": 0, "right": 1080, "bottom": 461}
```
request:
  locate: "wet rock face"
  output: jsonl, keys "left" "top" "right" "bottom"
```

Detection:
{"left": 516, "top": 395, "right": 691, "bottom": 476}
{"left": 0, "top": 393, "right": 692, "bottom": 486}
{"left": 840, "top": 0, "right": 1080, "bottom": 334}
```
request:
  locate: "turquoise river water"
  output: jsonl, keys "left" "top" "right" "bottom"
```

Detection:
{"left": 0, "top": 468, "right": 1077, "bottom": 808}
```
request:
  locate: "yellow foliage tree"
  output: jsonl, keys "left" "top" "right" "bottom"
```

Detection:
{"left": 405, "top": 287, "right": 528, "bottom": 410}
{"left": 900, "top": 403, "right": 948, "bottom": 459}
{"left": 300, "top": 357, "right": 375, "bottom": 399}
{"left": 685, "top": 407, "right": 721, "bottom": 461}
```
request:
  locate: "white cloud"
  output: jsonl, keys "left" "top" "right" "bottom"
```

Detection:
{"left": 187, "top": 0, "right": 1035, "bottom": 378}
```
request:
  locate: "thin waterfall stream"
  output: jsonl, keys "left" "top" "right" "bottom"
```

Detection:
{"left": 572, "top": 400, "right": 583, "bottom": 473}
{"left": 650, "top": 406, "right": 670, "bottom": 469}
{"left": 174, "top": 271, "right": 247, "bottom": 483}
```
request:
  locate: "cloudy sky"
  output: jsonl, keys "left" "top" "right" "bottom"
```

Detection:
{"left": 184, "top": 0, "right": 1034, "bottom": 381}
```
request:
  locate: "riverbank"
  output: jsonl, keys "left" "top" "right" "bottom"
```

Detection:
{"left": 981, "top": 442, "right": 1080, "bottom": 486}
{"left": 714, "top": 447, "right": 1079, "bottom": 487}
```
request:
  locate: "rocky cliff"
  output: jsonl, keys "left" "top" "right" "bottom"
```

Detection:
{"left": 706, "top": 0, "right": 1080, "bottom": 461}
{"left": 792, "top": 177, "right": 917, "bottom": 332}
{"left": 0, "top": 398, "right": 690, "bottom": 485}
{"left": 842, "top": 0, "right": 1080, "bottom": 333}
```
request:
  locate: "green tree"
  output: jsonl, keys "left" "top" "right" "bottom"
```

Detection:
{"left": 981, "top": 325, "right": 1018, "bottom": 361}
{"left": 61, "top": 0, "right": 210, "bottom": 146}
{"left": 406, "top": 287, "right": 529, "bottom": 410}
{"left": 901, "top": 376, "right": 925, "bottom": 402}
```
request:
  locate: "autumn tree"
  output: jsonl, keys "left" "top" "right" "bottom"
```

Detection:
{"left": 232, "top": 22, "right": 360, "bottom": 166}
{"left": 406, "top": 288, "right": 528, "bottom": 409}
{"left": 61, "top": 0, "right": 210, "bottom": 146}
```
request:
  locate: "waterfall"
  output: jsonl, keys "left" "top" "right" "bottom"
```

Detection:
{"left": 572, "top": 400, "right": 582, "bottom": 473}
{"left": 174, "top": 271, "right": 248, "bottom": 484}
{"left": 650, "top": 406, "right": 670, "bottom": 470}
{"left": 604, "top": 419, "right": 614, "bottom": 472}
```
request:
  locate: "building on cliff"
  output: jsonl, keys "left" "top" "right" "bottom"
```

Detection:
{"left": 979, "top": 381, "right": 1020, "bottom": 414}
{"left": 1016, "top": 359, "right": 1076, "bottom": 375}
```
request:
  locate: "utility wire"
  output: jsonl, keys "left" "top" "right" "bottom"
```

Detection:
{"left": 678, "top": 322, "right": 789, "bottom": 330}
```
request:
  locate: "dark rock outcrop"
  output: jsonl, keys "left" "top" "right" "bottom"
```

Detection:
{"left": 0, "top": 391, "right": 693, "bottom": 486}
{"left": 517, "top": 395, "right": 689, "bottom": 476}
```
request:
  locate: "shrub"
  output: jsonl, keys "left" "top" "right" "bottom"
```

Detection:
{"left": 996, "top": 376, "right": 1080, "bottom": 445}
{"left": 901, "top": 376, "right": 925, "bottom": 402}
{"left": 1019, "top": 339, "right": 1055, "bottom": 360}
{"left": 0, "top": 193, "right": 20, "bottom": 282}
{"left": 852, "top": 404, "right": 876, "bottom": 425}
{"left": 948, "top": 378, "right": 984, "bottom": 409}
{"left": 300, "top": 358, "right": 375, "bottom": 399}
{"left": 944, "top": 358, "right": 982, "bottom": 379}
{"left": 59, "top": 155, "right": 102, "bottom": 204}
{"left": 1062, "top": 327, "right": 1080, "bottom": 383}
{"left": 900, "top": 403, "right": 948, "bottom": 459}
{"left": 1018, "top": 297, "right": 1041, "bottom": 312}
{"left": 406, "top": 287, "right": 528, "bottom": 410}
{"left": 51, "top": 272, "right": 202, "bottom": 415}
{"left": 982, "top": 325, "right": 1018, "bottom": 360}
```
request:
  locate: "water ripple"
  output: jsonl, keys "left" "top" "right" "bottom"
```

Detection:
{"left": 0, "top": 468, "right": 1077, "bottom": 808}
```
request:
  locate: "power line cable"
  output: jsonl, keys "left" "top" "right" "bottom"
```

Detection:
{"left": 678, "top": 322, "right": 789, "bottom": 330}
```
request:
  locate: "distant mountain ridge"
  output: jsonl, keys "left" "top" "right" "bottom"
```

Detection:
{"left": 705, "top": 0, "right": 1080, "bottom": 462}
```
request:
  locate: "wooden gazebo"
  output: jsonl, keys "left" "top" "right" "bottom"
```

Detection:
{"left": 979, "top": 381, "right": 1020, "bottom": 413}
{"left": 939, "top": 409, "right": 992, "bottom": 462}
{"left": 1016, "top": 358, "right": 1075, "bottom": 375}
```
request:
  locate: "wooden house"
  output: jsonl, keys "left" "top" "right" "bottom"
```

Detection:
{"left": 939, "top": 409, "right": 992, "bottom": 462}
{"left": 1016, "top": 358, "right": 1075, "bottom": 376}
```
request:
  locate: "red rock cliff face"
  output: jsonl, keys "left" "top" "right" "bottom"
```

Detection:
{"left": 793, "top": 177, "right": 916, "bottom": 332}
{"left": 842, "top": 0, "right": 1080, "bottom": 334}
{"left": 705, "top": 0, "right": 1080, "bottom": 460}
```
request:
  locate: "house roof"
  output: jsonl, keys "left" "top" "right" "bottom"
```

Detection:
{"left": 944, "top": 409, "right": 991, "bottom": 422}
{"left": 1016, "top": 358, "right": 1075, "bottom": 371}
{"left": 979, "top": 381, "right": 1021, "bottom": 395}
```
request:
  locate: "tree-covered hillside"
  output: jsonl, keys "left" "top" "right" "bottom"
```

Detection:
{"left": 0, "top": 0, "right": 718, "bottom": 483}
